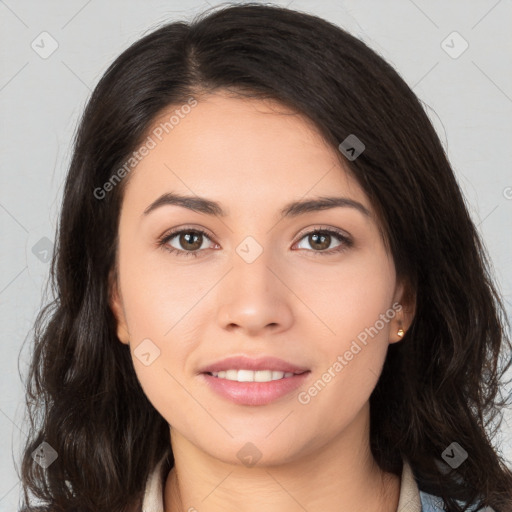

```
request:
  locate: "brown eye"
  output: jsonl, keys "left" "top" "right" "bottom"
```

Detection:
{"left": 308, "top": 232, "right": 331, "bottom": 251}
{"left": 295, "top": 228, "right": 352, "bottom": 255}
{"left": 176, "top": 231, "right": 204, "bottom": 251}
{"left": 159, "top": 228, "right": 215, "bottom": 258}
{"left": 158, "top": 226, "right": 352, "bottom": 258}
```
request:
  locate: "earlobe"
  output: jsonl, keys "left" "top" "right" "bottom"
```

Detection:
{"left": 388, "top": 316, "right": 405, "bottom": 344}
{"left": 108, "top": 269, "right": 130, "bottom": 345}
{"left": 389, "top": 281, "right": 416, "bottom": 344}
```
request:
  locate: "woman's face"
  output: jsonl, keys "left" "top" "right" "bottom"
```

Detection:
{"left": 110, "top": 91, "right": 408, "bottom": 466}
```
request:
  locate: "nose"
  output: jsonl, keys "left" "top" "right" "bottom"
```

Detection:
{"left": 215, "top": 247, "right": 294, "bottom": 336}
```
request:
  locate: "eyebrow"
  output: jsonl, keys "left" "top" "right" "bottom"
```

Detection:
{"left": 142, "top": 192, "right": 371, "bottom": 219}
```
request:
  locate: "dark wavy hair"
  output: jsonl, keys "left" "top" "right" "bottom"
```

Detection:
{"left": 17, "top": 3, "right": 512, "bottom": 511}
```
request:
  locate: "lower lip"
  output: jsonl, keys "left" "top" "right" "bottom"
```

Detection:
{"left": 201, "top": 372, "right": 310, "bottom": 406}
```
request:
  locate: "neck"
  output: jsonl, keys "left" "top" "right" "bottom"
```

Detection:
{"left": 163, "top": 404, "right": 400, "bottom": 512}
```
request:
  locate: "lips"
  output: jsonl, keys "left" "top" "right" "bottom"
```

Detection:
{"left": 198, "top": 356, "right": 311, "bottom": 406}
{"left": 201, "top": 371, "right": 311, "bottom": 406}
{"left": 198, "top": 355, "right": 309, "bottom": 375}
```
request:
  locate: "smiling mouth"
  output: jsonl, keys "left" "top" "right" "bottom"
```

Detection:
{"left": 201, "top": 369, "right": 311, "bottom": 406}
{"left": 205, "top": 369, "right": 308, "bottom": 383}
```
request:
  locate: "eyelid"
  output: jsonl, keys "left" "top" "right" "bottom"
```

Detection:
{"left": 159, "top": 224, "right": 215, "bottom": 240}
{"left": 159, "top": 224, "right": 351, "bottom": 242}
{"left": 294, "top": 224, "right": 351, "bottom": 241}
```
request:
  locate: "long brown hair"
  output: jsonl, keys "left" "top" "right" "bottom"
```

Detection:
{"left": 18, "top": 3, "right": 512, "bottom": 511}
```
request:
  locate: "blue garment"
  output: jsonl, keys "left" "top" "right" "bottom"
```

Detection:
{"left": 419, "top": 489, "right": 495, "bottom": 511}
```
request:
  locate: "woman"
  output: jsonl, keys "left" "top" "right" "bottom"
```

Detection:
{"left": 18, "top": 3, "right": 512, "bottom": 511}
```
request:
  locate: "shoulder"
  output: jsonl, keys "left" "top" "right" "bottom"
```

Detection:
{"left": 419, "top": 490, "right": 496, "bottom": 512}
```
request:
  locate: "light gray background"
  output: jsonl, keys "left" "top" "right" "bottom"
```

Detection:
{"left": 1, "top": 0, "right": 511, "bottom": 509}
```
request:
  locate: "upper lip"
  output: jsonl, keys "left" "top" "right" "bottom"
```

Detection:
{"left": 199, "top": 356, "right": 310, "bottom": 374}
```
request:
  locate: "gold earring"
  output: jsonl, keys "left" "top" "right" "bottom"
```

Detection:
{"left": 397, "top": 328, "right": 404, "bottom": 338}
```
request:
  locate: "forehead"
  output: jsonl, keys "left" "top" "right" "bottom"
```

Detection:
{"left": 121, "top": 92, "right": 370, "bottom": 217}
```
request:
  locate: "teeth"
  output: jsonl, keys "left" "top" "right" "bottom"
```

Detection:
{"left": 210, "top": 369, "right": 295, "bottom": 382}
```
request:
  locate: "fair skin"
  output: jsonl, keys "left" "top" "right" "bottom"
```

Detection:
{"left": 110, "top": 91, "right": 414, "bottom": 512}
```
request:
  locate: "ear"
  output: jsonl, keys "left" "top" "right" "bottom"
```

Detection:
{"left": 108, "top": 268, "right": 130, "bottom": 345}
{"left": 388, "top": 279, "right": 416, "bottom": 344}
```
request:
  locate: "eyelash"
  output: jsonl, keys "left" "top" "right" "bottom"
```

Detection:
{"left": 157, "top": 226, "right": 353, "bottom": 258}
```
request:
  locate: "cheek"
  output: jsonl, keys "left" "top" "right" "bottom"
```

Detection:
{"left": 116, "top": 246, "right": 201, "bottom": 418}
{"left": 295, "top": 249, "right": 396, "bottom": 346}
{"left": 298, "top": 315, "right": 391, "bottom": 437}
{"left": 296, "top": 251, "right": 395, "bottom": 404}
{"left": 127, "top": 317, "right": 192, "bottom": 428}
{"left": 118, "top": 234, "right": 206, "bottom": 338}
